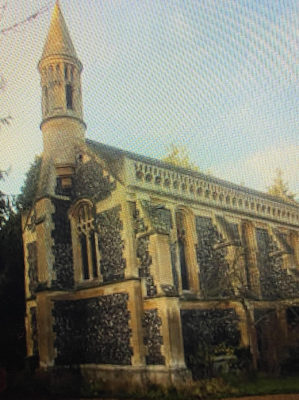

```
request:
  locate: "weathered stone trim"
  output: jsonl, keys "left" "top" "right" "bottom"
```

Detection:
{"left": 170, "top": 242, "right": 179, "bottom": 291}
{"left": 134, "top": 205, "right": 157, "bottom": 297}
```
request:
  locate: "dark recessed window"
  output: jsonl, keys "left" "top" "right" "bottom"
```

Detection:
{"left": 176, "top": 211, "right": 189, "bottom": 290}
{"left": 66, "top": 84, "right": 73, "bottom": 110}
{"left": 77, "top": 203, "right": 99, "bottom": 280}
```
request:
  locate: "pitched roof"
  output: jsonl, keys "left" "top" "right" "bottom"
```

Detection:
{"left": 41, "top": 2, "right": 78, "bottom": 61}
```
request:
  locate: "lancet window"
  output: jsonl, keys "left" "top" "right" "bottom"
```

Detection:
{"left": 66, "top": 83, "right": 73, "bottom": 110}
{"left": 176, "top": 211, "right": 190, "bottom": 290}
{"left": 76, "top": 203, "right": 98, "bottom": 280}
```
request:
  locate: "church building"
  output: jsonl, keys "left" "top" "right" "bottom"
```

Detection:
{"left": 22, "top": 2, "right": 299, "bottom": 390}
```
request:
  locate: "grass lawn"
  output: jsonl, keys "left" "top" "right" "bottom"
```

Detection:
{"left": 226, "top": 375, "right": 299, "bottom": 397}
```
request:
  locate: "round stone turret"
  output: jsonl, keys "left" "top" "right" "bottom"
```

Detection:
{"left": 39, "top": 2, "right": 85, "bottom": 171}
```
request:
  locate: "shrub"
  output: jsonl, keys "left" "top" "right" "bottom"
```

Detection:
{"left": 280, "top": 346, "right": 299, "bottom": 376}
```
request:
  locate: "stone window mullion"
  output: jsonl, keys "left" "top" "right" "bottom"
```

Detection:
{"left": 76, "top": 202, "right": 99, "bottom": 281}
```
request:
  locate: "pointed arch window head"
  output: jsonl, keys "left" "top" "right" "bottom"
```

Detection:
{"left": 76, "top": 203, "right": 98, "bottom": 280}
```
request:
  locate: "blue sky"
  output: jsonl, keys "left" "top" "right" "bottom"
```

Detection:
{"left": 1, "top": 0, "right": 299, "bottom": 196}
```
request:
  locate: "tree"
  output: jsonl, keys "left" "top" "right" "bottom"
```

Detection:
{"left": 162, "top": 143, "right": 200, "bottom": 172}
{"left": 0, "top": 4, "right": 54, "bottom": 372}
{"left": 267, "top": 169, "right": 296, "bottom": 203}
{"left": 0, "top": 174, "right": 26, "bottom": 371}
{"left": 17, "top": 156, "right": 42, "bottom": 211}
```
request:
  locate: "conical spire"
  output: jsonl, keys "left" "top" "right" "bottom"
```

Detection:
{"left": 41, "top": 1, "right": 78, "bottom": 61}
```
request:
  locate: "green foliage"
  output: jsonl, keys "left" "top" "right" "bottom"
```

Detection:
{"left": 280, "top": 346, "right": 299, "bottom": 376}
{"left": 10, "top": 371, "right": 299, "bottom": 399}
{"left": 130, "top": 379, "right": 238, "bottom": 400}
{"left": 0, "top": 168, "right": 12, "bottom": 229}
{"left": 0, "top": 173, "right": 26, "bottom": 371}
{"left": 189, "top": 342, "right": 241, "bottom": 380}
{"left": 17, "top": 156, "right": 42, "bottom": 210}
{"left": 230, "top": 375, "right": 299, "bottom": 396}
{"left": 192, "top": 377, "right": 239, "bottom": 398}
{"left": 182, "top": 310, "right": 241, "bottom": 380}
{"left": 111, "top": 379, "right": 238, "bottom": 400}
{"left": 267, "top": 168, "right": 297, "bottom": 202}
{"left": 163, "top": 143, "right": 200, "bottom": 172}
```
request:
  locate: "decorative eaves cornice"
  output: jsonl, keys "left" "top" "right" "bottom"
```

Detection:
{"left": 127, "top": 158, "right": 299, "bottom": 227}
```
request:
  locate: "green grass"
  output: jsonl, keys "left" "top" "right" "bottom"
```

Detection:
{"left": 226, "top": 375, "right": 299, "bottom": 397}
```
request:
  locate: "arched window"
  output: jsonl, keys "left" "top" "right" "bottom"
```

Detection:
{"left": 66, "top": 84, "right": 73, "bottom": 110}
{"left": 76, "top": 203, "right": 98, "bottom": 280}
{"left": 176, "top": 211, "right": 190, "bottom": 290}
